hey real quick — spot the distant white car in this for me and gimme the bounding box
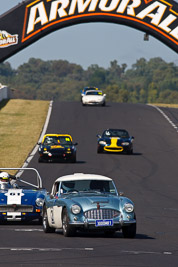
[82,90,106,106]
[80,86,98,101]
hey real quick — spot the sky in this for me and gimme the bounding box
[0,0,178,70]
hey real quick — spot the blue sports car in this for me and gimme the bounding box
[97,129,134,154]
[42,173,136,237]
[0,168,46,223]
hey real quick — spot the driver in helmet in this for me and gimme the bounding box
[0,172,18,190]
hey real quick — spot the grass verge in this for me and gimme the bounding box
[151,103,178,108]
[0,99,49,173]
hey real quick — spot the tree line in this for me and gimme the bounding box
[0,57,178,104]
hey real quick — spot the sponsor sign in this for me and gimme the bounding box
[22,0,178,44]
[0,0,177,62]
[0,31,18,48]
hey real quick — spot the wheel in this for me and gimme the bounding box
[70,155,76,163]
[38,217,43,225]
[62,208,75,237]
[122,223,136,238]
[127,148,133,155]
[43,207,55,233]
[38,157,43,163]
[97,146,103,153]
[102,101,106,106]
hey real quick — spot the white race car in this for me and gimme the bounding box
[82,90,106,106]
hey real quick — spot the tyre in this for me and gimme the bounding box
[62,208,75,237]
[127,148,133,155]
[43,207,55,233]
[97,146,103,154]
[122,223,136,238]
[70,155,76,163]
[102,101,106,106]
[38,157,44,163]
[38,217,43,225]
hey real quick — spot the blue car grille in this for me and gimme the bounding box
[84,209,120,219]
[0,205,33,212]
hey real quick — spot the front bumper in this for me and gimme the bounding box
[0,211,42,222]
[104,146,124,152]
[68,218,136,231]
[99,145,132,153]
[39,152,74,161]
[83,100,105,105]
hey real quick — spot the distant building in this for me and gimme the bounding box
[0,83,10,101]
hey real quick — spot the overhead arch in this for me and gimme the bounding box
[0,0,177,63]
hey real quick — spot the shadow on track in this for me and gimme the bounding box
[55,230,154,239]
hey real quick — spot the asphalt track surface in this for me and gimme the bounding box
[1,102,178,267]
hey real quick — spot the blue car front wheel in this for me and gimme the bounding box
[43,207,55,233]
[62,208,75,237]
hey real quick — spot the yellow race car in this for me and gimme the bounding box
[38,134,78,163]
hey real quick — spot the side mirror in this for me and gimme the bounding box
[37,142,41,145]
[74,142,78,146]
[50,194,54,199]
[119,191,124,196]
[103,94,106,97]
[96,134,101,138]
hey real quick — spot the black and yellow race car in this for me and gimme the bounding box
[97,129,134,154]
[38,134,77,163]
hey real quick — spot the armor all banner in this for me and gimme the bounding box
[0,0,177,62]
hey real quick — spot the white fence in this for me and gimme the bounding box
[0,84,10,102]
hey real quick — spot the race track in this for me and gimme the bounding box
[1,102,178,267]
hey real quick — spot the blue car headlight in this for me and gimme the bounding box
[121,142,130,146]
[71,205,81,214]
[99,141,106,145]
[36,198,44,207]
[124,203,134,213]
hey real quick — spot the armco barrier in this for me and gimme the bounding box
[0,84,10,102]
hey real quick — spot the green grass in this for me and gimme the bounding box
[151,103,178,108]
[0,99,49,174]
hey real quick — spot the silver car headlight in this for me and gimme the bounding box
[99,141,106,145]
[36,198,44,207]
[71,205,81,214]
[121,142,130,146]
[124,203,134,213]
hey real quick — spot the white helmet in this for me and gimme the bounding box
[0,172,11,189]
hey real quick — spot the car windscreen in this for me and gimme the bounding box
[60,180,117,195]
[86,91,102,96]
[84,87,97,92]
[103,130,129,138]
[44,136,72,146]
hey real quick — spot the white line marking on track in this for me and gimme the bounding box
[14,229,43,232]
[148,104,178,133]
[122,250,173,255]
[0,247,94,252]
